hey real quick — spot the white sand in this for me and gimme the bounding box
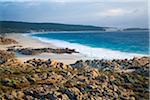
[6,33,57,49]
[2,33,86,64]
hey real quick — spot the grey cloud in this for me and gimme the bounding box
[0,1,148,28]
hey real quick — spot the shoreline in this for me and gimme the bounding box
[4,33,87,64]
[30,33,148,59]
[2,33,148,64]
[4,29,149,35]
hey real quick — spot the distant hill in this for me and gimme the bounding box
[123,28,149,31]
[0,21,106,33]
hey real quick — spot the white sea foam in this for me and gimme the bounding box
[30,35,147,59]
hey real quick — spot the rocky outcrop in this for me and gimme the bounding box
[70,59,122,72]
[0,50,16,64]
[7,47,79,55]
[0,50,149,99]
[70,57,149,73]
[0,36,18,45]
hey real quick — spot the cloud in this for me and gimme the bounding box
[94,7,140,17]
[99,8,126,16]
[0,0,148,28]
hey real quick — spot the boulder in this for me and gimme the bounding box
[0,36,18,45]
[132,57,149,67]
[0,50,16,64]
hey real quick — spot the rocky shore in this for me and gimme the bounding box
[0,36,149,100]
[7,47,79,55]
[71,57,149,76]
[0,49,149,99]
[0,36,18,45]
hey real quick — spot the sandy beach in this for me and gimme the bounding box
[2,33,86,64]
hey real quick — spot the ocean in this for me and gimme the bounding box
[29,31,149,59]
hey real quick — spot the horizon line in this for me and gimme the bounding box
[0,20,148,29]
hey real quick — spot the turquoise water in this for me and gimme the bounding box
[30,31,149,59]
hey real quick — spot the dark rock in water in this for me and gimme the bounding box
[7,47,79,55]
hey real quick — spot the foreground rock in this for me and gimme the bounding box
[0,50,149,99]
[0,36,18,45]
[7,47,79,55]
[0,50,16,64]
[71,57,149,75]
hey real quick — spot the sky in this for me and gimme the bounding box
[0,0,149,28]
